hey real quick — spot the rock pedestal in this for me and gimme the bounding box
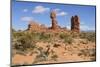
[71,15,80,32]
[50,11,58,30]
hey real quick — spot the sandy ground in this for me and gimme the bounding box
[12,38,96,66]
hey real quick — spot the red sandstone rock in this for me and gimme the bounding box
[27,12,80,33]
[50,11,59,30]
[27,21,47,32]
[71,15,80,33]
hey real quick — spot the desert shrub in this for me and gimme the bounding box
[78,49,96,60]
[51,54,58,61]
[12,32,23,39]
[71,32,79,38]
[39,33,52,42]
[80,40,88,44]
[12,31,54,53]
[59,33,73,44]
[15,51,26,56]
[33,46,50,63]
[78,49,89,56]
[33,54,47,63]
[28,32,53,42]
[59,33,68,39]
[64,36,73,44]
[12,31,36,52]
[53,43,61,48]
[80,32,95,42]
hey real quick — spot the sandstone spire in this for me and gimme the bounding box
[50,10,58,30]
[71,15,80,32]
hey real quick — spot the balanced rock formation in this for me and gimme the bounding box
[27,11,80,33]
[71,15,80,32]
[50,10,59,30]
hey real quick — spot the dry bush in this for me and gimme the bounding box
[33,46,50,63]
[78,49,96,61]
[79,32,95,42]
[51,54,58,61]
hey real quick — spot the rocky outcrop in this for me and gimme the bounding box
[27,11,80,33]
[50,10,59,30]
[71,15,80,32]
[27,21,47,32]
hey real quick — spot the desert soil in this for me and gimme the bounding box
[12,38,95,65]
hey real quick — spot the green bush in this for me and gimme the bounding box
[39,33,52,42]
[59,33,73,44]
[64,37,73,44]
[12,31,36,52]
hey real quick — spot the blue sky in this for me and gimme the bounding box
[12,0,96,31]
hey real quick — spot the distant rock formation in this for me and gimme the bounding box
[71,15,80,32]
[27,21,47,32]
[50,10,59,30]
[27,11,80,33]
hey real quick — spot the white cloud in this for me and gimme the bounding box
[56,11,67,16]
[80,21,95,31]
[53,8,67,16]
[80,25,95,31]
[23,9,28,12]
[21,16,33,22]
[54,8,61,12]
[32,6,50,14]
